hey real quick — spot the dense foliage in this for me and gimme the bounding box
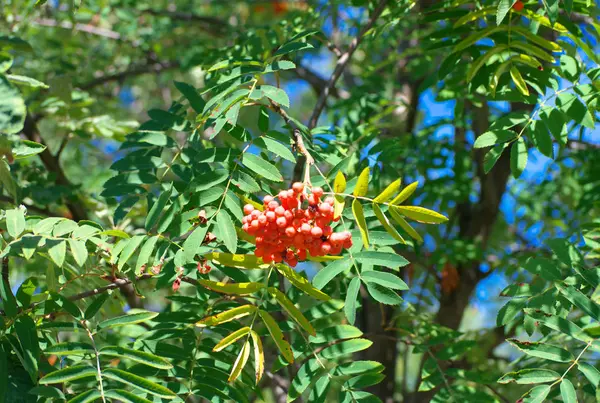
[1,0,600,402]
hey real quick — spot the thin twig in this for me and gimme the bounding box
[15,17,122,40]
[82,320,106,402]
[308,0,388,129]
[79,60,179,90]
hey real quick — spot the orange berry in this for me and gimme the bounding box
[292,182,304,193]
[243,204,255,215]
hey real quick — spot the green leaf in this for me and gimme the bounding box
[372,204,405,244]
[0,344,7,403]
[39,365,97,384]
[68,239,88,267]
[557,92,595,129]
[346,373,386,389]
[103,368,176,399]
[320,338,373,360]
[0,75,26,134]
[344,277,361,325]
[467,45,508,83]
[0,52,12,72]
[361,270,408,290]
[498,368,560,384]
[97,311,159,331]
[259,310,293,363]
[6,74,48,89]
[15,315,39,381]
[243,153,283,182]
[183,225,210,263]
[84,293,110,320]
[255,136,295,162]
[452,26,501,54]
[28,386,66,400]
[67,390,102,403]
[510,136,528,178]
[524,309,590,342]
[205,252,267,269]
[353,167,370,197]
[104,390,153,403]
[288,359,323,402]
[577,362,600,388]
[216,210,237,253]
[507,339,573,362]
[5,208,25,238]
[174,81,205,113]
[312,257,353,290]
[145,186,172,231]
[496,299,525,326]
[387,209,423,243]
[135,235,159,275]
[484,143,508,173]
[560,379,577,403]
[522,385,551,403]
[531,120,553,158]
[496,0,516,25]
[393,206,448,224]
[365,282,403,305]
[48,239,66,267]
[556,283,600,322]
[354,251,409,269]
[512,27,561,52]
[118,235,146,271]
[261,85,290,107]
[473,130,517,148]
[12,140,47,159]
[352,199,369,249]
[45,342,94,356]
[523,257,562,281]
[100,346,172,369]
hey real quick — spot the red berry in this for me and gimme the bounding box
[285,226,296,237]
[243,204,255,215]
[276,217,288,228]
[292,182,304,193]
[312,187,323,198]
[263,195,274,204]
[266,211,276,222]
[512,0,524,11]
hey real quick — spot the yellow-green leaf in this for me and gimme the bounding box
[510,66,529,96]
[373,178,401,203]
[268,287,315,336]
[352,199,369,249]
[394,206,448,224]
[467,45,508,83]
[517,9,567,32]
[275,264,330,301]
[453,6,495,27]
[213,327,251,352]
[258,310,294,363]
[198,280,265,295]
[512,27,562,52]
[228,341,251,383]
[353,167,370,197]
[388,208,423,243]
[372,204,405,244]
[204,252,268,269]
[249,330,264,384]
[196,305,256,327]
[333,171,346,193]
[390,181,418,205]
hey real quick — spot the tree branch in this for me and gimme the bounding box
[142,9,228,36]
[308,0,388,129]
[79,60,180,91]
[21,17,123,40]
[22,115,88,221]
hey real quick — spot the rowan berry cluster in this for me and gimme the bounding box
[242,182,352,267]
